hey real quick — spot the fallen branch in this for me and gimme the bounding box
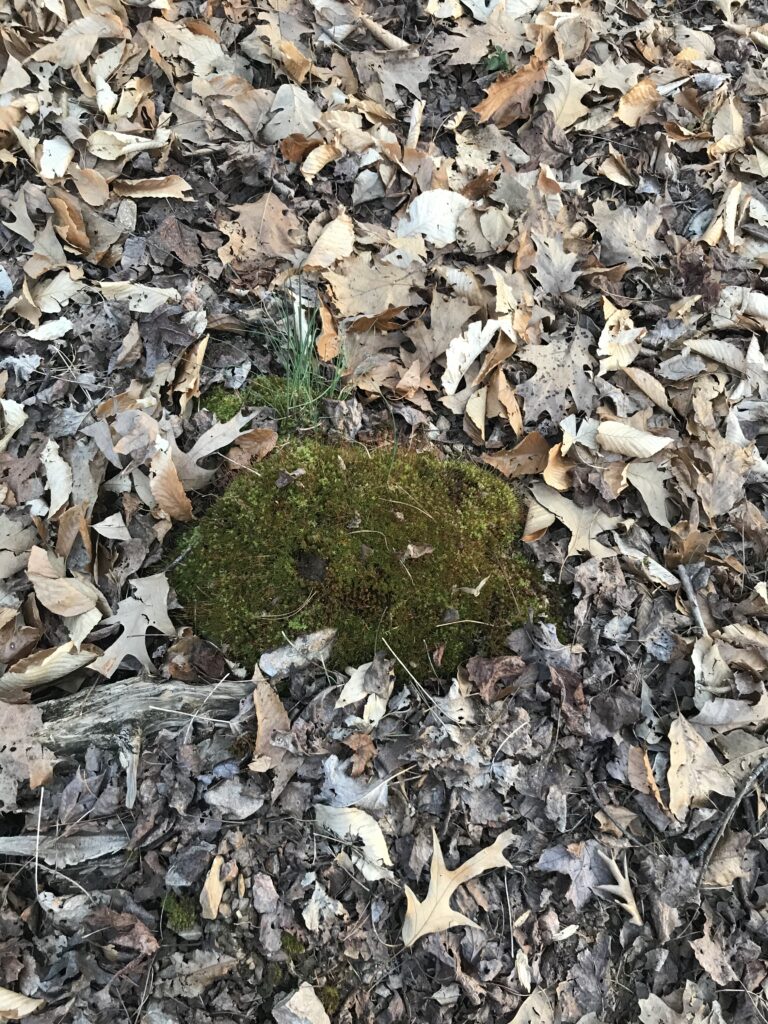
[36,677,253,754]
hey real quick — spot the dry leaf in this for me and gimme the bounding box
[304,209,355,270]
[667,715,735,821]
[617,78,661,126]
[316,805,394,882]
[200,855,226,920]
[249,679,290,773]
[149,449,194,522]
[596,421,674,458]
[402,829,514,946]
[508,989,553,1024]
[0,399,26,455]
[442,320,499,396]
[316,300,339,360]
[112,175,193,199]
[0,987,45,1020]
[529,482,620,559]
[396,189,473,247]
[595,849,643,925]
[473,60,546,127]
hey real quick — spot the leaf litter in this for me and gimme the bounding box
[0,0,767,1022]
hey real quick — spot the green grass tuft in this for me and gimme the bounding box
[172,440,554,675]
[207,288,344,428]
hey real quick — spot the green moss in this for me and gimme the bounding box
[318,985,342,1015]
[280,931,306,957]
[163,893,198,933]
[205,376,291,423]
[172,439,553,675]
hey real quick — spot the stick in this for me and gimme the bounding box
[677,565,709,637]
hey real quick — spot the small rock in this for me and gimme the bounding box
[272,983,331,1024]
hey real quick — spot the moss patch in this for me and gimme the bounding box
[163,893,198,933]
[205,376,291,423]
[172,439,553,675]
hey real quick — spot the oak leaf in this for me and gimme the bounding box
[402,829,514,946]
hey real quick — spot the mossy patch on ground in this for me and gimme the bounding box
[205,377,292,424]
[162,893,198,933]
[172,439,553,675]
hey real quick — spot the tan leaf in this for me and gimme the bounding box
[39,438,72,518]
[482,432,549,479]
[529,482,620,559]
[622,366,672,413]
[625,461,672,528]
[89,573,175,678]
[200,855,226,920]
[667,715,735,821]
[27,546,101,617]
[112,175,193,199]
[100,281,180,313]
[542,442,573,491]
[543,60,592,128]
[69,165,110,206]
[473,60,547,128]
[509,989,553,1024]
[0,400,27,455]
[442,320,499,396]
[595,849,643,925]
[149,450,194,523]
[304,209,355,270]
[617,78,661,126]
[218,194,305,272]
[396,189,473,247]
[301,142,343,183]
[324,253,423,318]
[709,97,744,158]
[316,300,339,360]
[86,128,170,160]
[227,427,278,469]
[316,805,394,882]
[0,986,45,1020]
[402,829,514,946]
[174,336,209,416]
[249,679,290,773]
[0,642,99,695]
[596,421,674,458]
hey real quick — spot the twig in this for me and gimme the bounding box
[697,753,768,887]
[677,565,709,637]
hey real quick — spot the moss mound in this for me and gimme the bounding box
[172,440,552,674]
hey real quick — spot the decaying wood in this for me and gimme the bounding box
[36,677,253,753]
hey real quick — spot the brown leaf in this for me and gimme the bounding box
[667,715,735,821]
[344,732,377,776]
[149,450,194,522]
[617,78,661,126]
[473,59,546,128]
[482,432,549,479]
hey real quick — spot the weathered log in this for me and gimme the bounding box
[37,676,253,753]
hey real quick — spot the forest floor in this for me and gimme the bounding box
[1,0,768,1022]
